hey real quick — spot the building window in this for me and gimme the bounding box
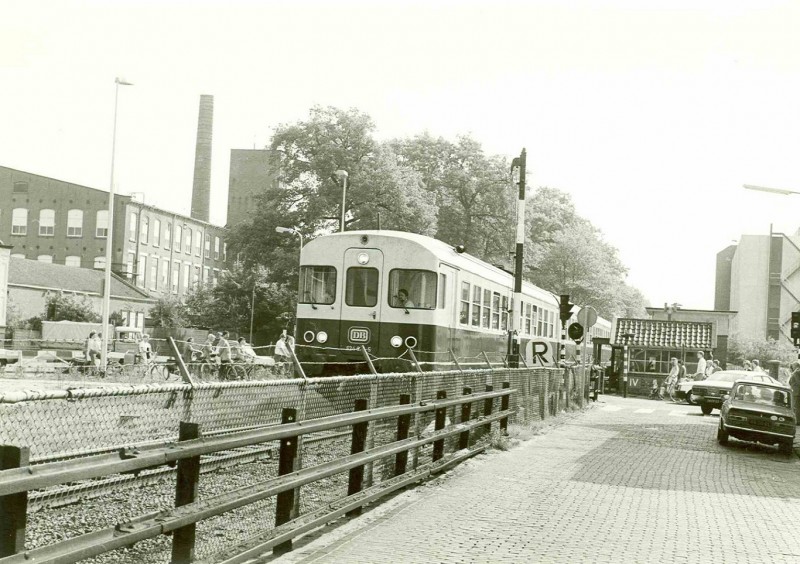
[67,209,83,237]
[37,255,53,263]
[203,266,210,283]
[39,209,55,236]
[65,256,81,267]
[141,216,149,245]
[153,219,161,247]
[182,263,190,291]
[172,261,180,293]
[194,231,201,257]
[204,234,210,259]
[174,224,182,252]
[223,242,227,262]
[193,265,201,286]
[160,260,169,290]
[150,258,158,290]
[96,210,108,238]
[164,223,171,251]
[129,213,138,242]
[94,256,106,269]
[11,208,27,235]
[214,236,220,260]
[213,268,220,286]
[137,255,146,288]
[127,252,135,280]
[185,228,192,254]
[12,181,28,193]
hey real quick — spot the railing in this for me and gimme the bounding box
[0,366,587,563]
[0,384,513,563]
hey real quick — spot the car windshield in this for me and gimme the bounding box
[732,384,791,408]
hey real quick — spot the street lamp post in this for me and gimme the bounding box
[275,226,304,255]
[100,77,133,371]
[331,170,349,232]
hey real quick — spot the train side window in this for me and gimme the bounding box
[471,285,481,326]
[481,289,491,328]
[388,269,437,309]
[460,282,470,324]
[525,303,533,334]
[491,292,501,330]
[501,295,509,330]
[300,266,337,305]
[438,273,446,310]
[346,267,379,307]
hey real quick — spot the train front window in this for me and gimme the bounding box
[299,266,336,305]
[346,267,379,307]
[389,269,437,309]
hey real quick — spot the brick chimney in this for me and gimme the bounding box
[190,94,213,222]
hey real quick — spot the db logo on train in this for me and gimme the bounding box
[348,327,370,344]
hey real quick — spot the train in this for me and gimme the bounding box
[294,230,611,375]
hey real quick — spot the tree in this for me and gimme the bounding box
[149,296,187,328]
[44,291,99,323]
[727,336,797,368]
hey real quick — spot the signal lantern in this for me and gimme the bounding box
[559,294,575,324]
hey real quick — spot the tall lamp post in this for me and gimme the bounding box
[331,170,348,232]
[100,77,133,371]
[275,226,304,255]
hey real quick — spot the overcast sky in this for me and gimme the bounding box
[3,0,800,310]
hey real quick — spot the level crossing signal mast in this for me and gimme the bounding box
[559,295,575,365]
[791,311,800,347]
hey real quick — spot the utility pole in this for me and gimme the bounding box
[509,149,526,368]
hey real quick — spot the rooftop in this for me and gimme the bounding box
[614,318,713,349]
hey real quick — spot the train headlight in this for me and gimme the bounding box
[303,331,315,343]
[316,331,328,344]
[357,253,370,265]
[390,336,403,348]
[405,336,417,349]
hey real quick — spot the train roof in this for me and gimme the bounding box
[304,230,559,305]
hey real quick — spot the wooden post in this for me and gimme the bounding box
[459,387,472,450]
[500,381,510,433]
[273,408,298,555]
[171,422,201,564]
[168,337,194,384]
[0,446,29,557]
[484,384,494,434]
[346,399,369,517]
[394,393,412,476]
[432,390,447,462]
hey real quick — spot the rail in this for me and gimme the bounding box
[0,386,513,563]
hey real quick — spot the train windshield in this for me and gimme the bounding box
[299,266,336,305]
[345,267,379,307]
[389,269,437,309]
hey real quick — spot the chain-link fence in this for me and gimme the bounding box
[1,365,590,563]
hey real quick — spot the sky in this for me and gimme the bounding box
[3,0,800,310]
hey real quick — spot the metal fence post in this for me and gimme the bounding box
[500,381,510,433]
[459,387,472,450]
[347,399,369,517]
[0,445,29,558]
[394,394,412,476]
[432,390,447,462]
[484,384,494,434]
[171,422,201,564]
[273,408,298,556]
[539,371,547,420]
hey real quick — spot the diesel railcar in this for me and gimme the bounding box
[294,230,610,375]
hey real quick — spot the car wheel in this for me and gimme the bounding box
[779,440,794,455]
[700,404,713,415]
[685,392,696,406]
[717,422,728,445]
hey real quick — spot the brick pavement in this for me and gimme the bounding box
[268,394,800,564]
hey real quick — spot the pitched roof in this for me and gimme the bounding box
[8,258,152,301]
[614,318,713,349]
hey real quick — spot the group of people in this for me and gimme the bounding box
[182,332,257,378]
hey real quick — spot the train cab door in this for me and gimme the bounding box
[339,247,385,353]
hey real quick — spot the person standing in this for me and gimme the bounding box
[694,351,707,380]
[788,361,800,423]
[218,331,232,380]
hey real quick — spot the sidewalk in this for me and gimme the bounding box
[269,394,800,564]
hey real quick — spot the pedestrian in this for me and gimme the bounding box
[788,361,800,422]
[694,351,707,380]
[218,331,232,380]
[182,337,200,366]
[751,359,764,373]
[677,359,687,381]
[743,360,753,371]
[137,334,153,364]
[85,331,101,366]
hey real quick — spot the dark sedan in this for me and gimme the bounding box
[689,370,779,415]
[718,380,796,454]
